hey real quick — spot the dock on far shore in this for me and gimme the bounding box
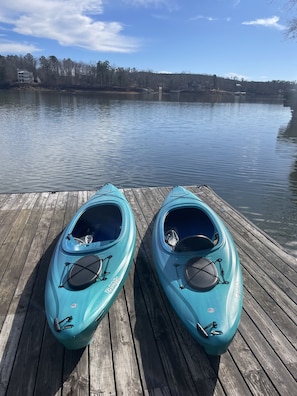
[0,185,296,396]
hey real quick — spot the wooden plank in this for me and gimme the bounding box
[124,260,171,395]
[0,313,25,395]
[0,193,29,211]
[62,348,89,395]
[33,329,64,396]
[0,192,55,391]
[4,192,69,395]
[243,288,297,378]
[108,288,143,395]
[239,310,297,395]
[0,205,30,280]
[0,193,49,330]
[64,191,79,225]
[0,187,296,396]
[228,330,278,396]
[89,315,116,396]
[241,265,297,349]
[0,193,9,210]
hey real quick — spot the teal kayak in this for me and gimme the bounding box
[45,184,136,349]
[152,186,243,355]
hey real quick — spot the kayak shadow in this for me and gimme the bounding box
[133,216,220,395]
[0,233,86,395]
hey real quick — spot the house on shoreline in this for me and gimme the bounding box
[17,70,34,84]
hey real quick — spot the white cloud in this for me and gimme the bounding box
[242,16,286,31]
[0,39,41,54]
[0,0,140,53]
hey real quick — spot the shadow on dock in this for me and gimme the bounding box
[0,235,86,395]
[133,216,220,395]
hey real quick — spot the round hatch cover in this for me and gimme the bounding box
[68,255,102,290]
[184,257,219,291]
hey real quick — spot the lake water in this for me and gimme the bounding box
[1,89,297,256]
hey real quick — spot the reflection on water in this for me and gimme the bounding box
[276,111,297,254]
[0,89,296,255]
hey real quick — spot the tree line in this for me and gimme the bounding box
[0,53,296,96]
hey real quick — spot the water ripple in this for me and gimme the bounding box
[0,91,296,255]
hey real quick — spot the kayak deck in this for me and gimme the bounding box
[0,186,296,395]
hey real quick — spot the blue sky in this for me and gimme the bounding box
[1,0,297,81]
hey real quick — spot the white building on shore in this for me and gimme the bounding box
[17,70,34,83]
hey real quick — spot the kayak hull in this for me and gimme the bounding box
[152,186,243,355]
[45,184,136,349]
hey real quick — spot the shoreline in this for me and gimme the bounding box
[3,83,284,103]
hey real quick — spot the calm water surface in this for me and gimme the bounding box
[1,90,297,255]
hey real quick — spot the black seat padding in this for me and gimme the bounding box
[175,235,215,252]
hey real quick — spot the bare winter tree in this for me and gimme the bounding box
[286,0,297,39]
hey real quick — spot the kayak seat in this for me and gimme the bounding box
[175,235,215,252]
[67,255,102,290]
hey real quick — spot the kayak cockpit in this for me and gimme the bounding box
[73,204,122,242]
[164,207,219,251]
[62,204,122,253]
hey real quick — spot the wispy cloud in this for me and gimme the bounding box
[0,0,140,54]
[190,15,218,22]
[190,15,231,22]
[124,0,177,8]
[123,0,179,12]
[242,16,286,31]
[0,39,41,54]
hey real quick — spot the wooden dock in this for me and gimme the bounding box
[0,186,296,396]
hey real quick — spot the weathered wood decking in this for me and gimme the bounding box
[0,186,296,396]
